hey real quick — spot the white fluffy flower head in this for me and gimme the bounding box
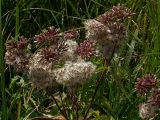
[139,102,159,119]
[84,19,110,45]
[54,60,96,86]
[28,52,57,88]
[63,40,78,61]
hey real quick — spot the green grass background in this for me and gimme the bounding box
[0,0,160,120]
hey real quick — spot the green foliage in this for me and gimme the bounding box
[1,0,160,120]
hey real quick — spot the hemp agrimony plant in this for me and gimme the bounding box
[4,4,134,120]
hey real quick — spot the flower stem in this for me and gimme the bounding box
[83,58,108,120]
[17,100,21,120]
[59,91,68,120]
[67,88,79,120]
[47,89,69,120]
[52,95,68,119]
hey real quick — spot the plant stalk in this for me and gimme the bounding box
[51,94,69,120]
[47,89,69,120]
[83,67,107,120]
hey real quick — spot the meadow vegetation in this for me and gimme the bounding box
[0,0,160,120]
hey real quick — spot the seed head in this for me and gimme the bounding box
[139,102,159,119]
[34,34,46,44]
[28,53,57,88]
[39,41,67,64]
[97,4,135,24]
[148,88,160,107]
[5,36,30,72]
[84,19,109,43]
[64,29,80,40]
[76,39,96,59]
[6,40,17,50]
[54,61,96,86]
[135,75,158,95]
[17,36,28,49]
[34,26,60,45]
[63,40,78,61]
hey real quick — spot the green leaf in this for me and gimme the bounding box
[9,75,21,89]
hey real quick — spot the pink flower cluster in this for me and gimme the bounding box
[5,4,134,88]
[5,36,30,72]
[5,26,96,88]
[84,5,134,59]
[135,75,158,95]
[135,75,160,119]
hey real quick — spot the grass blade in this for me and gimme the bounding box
[0,0,7,119]
[15,0,19,40]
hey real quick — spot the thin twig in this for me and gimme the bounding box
[83,45,115,120]
[51,94,69,120]
[83,67,107,120]
[67,87,79,120]
[59,91,68,119]
[47,89,69,120]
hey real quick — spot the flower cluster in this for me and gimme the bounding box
[135,75,160,119]
[39,43,67,64]
[34,26,60,45]
[5,26,97,88]
[54,60,96,86]
[5,5,133,88]
[148,88,160,107]
[84,19,109,46]
[29,38,96,88]
[63,40,78,61]
[5,36,30,72]
[63,29,80,40]
[135,75,158,95]
[97,4,135,24]
[28,52,57,88]
[84,4,134,59]
[76,39,96,59]
[139,102,159,119]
